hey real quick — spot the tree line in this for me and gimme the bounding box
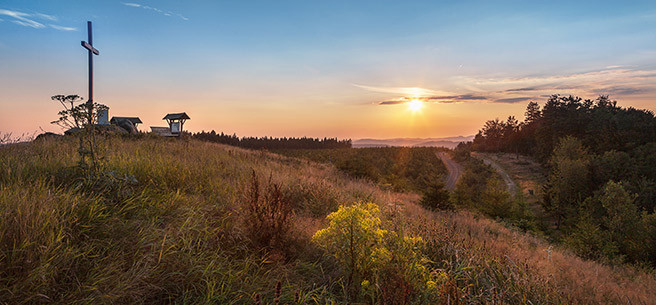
[468,95,656,160]
[192,130,352,149]
[460,95,656,265]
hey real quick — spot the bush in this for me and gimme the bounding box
[312,202,430,303]
[243,171,293,250]
[312,202,387,291]
[419,182,452,210]
[480,178,513,218]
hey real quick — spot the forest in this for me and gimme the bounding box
[192,130,352,149]
[462,95,656,266]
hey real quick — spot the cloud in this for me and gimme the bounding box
[456,67,656,101]
[494,97,533,103]
[0,9,45,28]
[379,100,406,105]
[0,9,76,31]
[353,84,443,96]
[363,66,656,107]
[377,94,488,105]
[427,94,487,101]
[35,12,57,21]
[122,2,189,21]
[503,87,541,92]
[591,86,649,96]
[49,24,77,31]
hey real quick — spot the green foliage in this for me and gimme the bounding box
[1,137,653,303]
[566,181,655,263]
[453,157,537,231]
[453,157,494,209]
[277,147,447,193]
[312,202,430,303]
[419,182,452,210]
[543,136,592,228]
[471,95,656,160]
[312,202,388,288]
[480,178,513,218]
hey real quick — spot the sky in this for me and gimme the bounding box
[1,0,655,139]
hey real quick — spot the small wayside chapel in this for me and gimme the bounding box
[150,112,191,137]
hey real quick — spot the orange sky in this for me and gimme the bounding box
[1,1,655,140]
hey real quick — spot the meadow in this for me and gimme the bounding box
[1,136,654,304]
[276,147,447,193]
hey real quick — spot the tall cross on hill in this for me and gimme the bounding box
[81,21,99,107]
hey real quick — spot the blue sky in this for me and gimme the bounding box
[1,0,655,138]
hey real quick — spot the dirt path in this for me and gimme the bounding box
[436,151,462,191]
[472,152,518,195]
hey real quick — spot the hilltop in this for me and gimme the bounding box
[0,136,654,304]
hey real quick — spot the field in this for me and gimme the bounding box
[276,147,447,193]
[1,137,655,304]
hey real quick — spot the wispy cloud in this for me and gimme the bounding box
[49,24,77,31]
[376,94,488,106]
[494,97,533,104]
[364,66,656,107]
[35,12,57,21]
[353,84,449,97]
[122,2,189,21]
[0,9,76,31]
[0,9,45,28]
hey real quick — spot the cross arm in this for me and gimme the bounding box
[81,41,99,55]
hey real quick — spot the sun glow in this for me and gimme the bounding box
[408,99,423,112]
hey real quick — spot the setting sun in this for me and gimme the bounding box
[408,99,423,112]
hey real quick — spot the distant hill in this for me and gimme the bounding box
[353,136,474,149]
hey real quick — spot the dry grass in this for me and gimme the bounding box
[0,136,654,304]
[402,202,656,304]
[475,152,547,198]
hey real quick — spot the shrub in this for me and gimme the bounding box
[243,171,293,250]
[480,178,513,218]
[312,202,388,298]
[419,182,452,210]
[312,203,386,279]
[312,202,431,303]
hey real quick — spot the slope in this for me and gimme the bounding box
[0,137,653,304]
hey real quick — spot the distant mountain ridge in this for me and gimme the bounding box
[353,136,474,149]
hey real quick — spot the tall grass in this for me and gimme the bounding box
[0,136,654,304]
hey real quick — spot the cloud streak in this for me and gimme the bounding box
[377,94,489,105]
[0,9,77,31]
[364,66,656,107]
[0,9,45,28]
[494,97,533,104]
[353,84,444,96]
[49,24,77,31]
[122,2,189,21]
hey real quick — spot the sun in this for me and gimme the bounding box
[408,99,423,112]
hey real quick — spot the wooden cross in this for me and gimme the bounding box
[81,21,99,105]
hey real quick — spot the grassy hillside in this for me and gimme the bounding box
[276,147,447,193]
[1,137,654,304]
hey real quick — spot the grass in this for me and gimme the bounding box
[0,136,654,304]
[473,152,547,202]
[275,147,447,193]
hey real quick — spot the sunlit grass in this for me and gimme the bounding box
[0,136,653,303]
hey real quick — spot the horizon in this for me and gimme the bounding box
[1,0,655,138]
